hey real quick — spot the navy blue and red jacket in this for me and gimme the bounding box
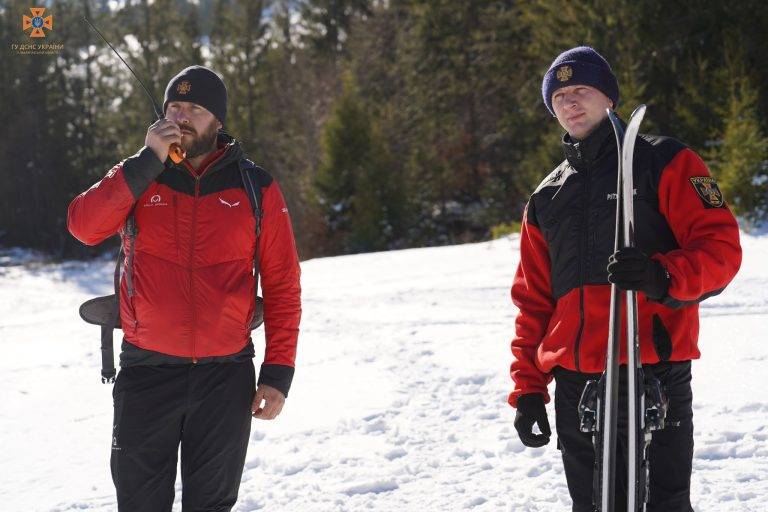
[509,118,741,407]
[68,133,301,395]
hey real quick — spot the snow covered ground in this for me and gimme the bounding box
[0,233,766,511]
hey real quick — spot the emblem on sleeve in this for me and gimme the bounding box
[689,176,725,208]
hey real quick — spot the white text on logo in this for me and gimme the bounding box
[144,194,168,207]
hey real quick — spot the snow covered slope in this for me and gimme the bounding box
[0,234,766,511]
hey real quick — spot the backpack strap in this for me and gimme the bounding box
[238,159,263,242]
[123,213,138,298]
[101,212,136,382]
[77,210,135,383]
[238,158,266,329]
[103,211,136,382]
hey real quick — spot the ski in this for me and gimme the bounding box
[622,105,669,511]
[620,104,646,512]
[578,105,667,511]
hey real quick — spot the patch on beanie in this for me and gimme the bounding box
[556,65,573,82]
[176,81,192,95]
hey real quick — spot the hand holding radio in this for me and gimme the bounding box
[145,119,183,163]
[84,17,187,164]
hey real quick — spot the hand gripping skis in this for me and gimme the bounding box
[577,105,669,511]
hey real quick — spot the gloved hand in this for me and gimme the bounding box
[514,393,551,447]
[607,247,670,300]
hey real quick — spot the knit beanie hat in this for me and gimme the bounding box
[163,65,228,125]
[541,46,619,116]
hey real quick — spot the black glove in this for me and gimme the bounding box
[514,393,551,447]
[607,247,670,300]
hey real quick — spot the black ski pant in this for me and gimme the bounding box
[553,361,694,512]
[110,361,255,511]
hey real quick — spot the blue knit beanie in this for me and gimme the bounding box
[541,46,619,116]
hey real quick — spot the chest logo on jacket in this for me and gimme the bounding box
[143,194,168,207]
[219,197,241,208]
[607,189,637,201]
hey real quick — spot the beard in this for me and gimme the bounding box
[180,120,219,159]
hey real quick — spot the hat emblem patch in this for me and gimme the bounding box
[556,65,573,82]
[177,81,192,94]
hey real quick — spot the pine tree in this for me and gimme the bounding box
[0,0,99,255]
[710,74,768,224]
[388,0,533,243]
[315,73,401,253]
[209,0,270,147]
[300,0,372,58]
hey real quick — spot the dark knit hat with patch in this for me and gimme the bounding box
[163,65,228,125]
[541,46,619,116]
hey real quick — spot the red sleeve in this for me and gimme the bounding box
[258,181,302,367]
[67,163,136,245]
[652,148,742,305]
[68,147,165,245]
[509,203,555,407]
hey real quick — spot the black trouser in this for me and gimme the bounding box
[110,361,255,512]
[553,361,694,512]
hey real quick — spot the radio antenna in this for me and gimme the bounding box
[84,16,185,162]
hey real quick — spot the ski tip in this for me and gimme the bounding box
[606,109,624,140]
[630,104,647,119]
[606,108,622,126]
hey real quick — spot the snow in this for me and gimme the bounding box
[0,233,766,511]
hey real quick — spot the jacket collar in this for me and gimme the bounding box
[561,116,620,169]
[172,131,243,177]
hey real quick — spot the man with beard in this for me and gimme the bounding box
[68,66,301,511]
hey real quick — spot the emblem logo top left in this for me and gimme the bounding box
[22,8,53,38]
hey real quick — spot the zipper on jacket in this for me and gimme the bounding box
[180,152,233,364]
[574,147,588,372]
[189,175,200,364]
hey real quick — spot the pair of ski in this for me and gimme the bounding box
[577,105,669,512]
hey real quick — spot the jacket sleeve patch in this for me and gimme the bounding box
[689,176,725,208]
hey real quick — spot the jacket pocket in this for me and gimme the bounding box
[652,314,672,362]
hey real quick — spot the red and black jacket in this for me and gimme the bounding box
[509,118,741,407]
[68,133,301,395]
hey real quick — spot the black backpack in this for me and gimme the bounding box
[79,158,266,382]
